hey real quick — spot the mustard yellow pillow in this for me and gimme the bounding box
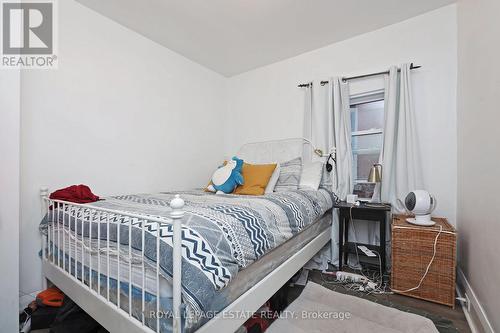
[234,163,277,195]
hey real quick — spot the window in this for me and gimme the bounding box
[350,95,384,183]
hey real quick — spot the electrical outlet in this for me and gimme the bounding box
[465,293,471,312]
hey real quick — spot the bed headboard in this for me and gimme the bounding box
[236,138,311,163]
[237,138,335,190]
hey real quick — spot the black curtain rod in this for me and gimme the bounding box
[298,63,422,88]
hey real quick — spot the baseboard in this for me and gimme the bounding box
[456,268,495,333]
[455,284,479,333]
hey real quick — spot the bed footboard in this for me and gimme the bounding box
[41,195,185,333]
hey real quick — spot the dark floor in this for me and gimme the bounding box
[286,269,471,333]
[31,269,471,333]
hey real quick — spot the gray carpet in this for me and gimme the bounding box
[269,282,438,333]
[303,270,470,333]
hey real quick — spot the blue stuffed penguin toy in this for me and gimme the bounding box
[209,157,244,194]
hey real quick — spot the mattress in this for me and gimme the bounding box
[42,189,334,332]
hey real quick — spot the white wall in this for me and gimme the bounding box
[19,2,460,298]
[20,0,227,295]
[457,0,500,331]
[225,5,458,223]
[0,70,20,330]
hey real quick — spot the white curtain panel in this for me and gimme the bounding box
[311,80,334,158]
[302,84,313,163]
[302,79,350,269]
[325,78,353,267]
[331,78,353,200]
[302,82,333,271]
[381,64,423,212]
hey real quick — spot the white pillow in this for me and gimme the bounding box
[264,163,280,194]
[299,162,323,190]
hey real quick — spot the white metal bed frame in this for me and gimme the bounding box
[42,195,331,333]
[41,138,335,333]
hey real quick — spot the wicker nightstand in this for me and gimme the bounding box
[391,214,457,307]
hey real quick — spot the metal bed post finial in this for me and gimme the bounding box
[170,194,185,333]
[170,195,185,219]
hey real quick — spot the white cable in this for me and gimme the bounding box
[347,206,373,281]
[346,205,395,294]
[391,224,443,293]
[340,205,385,293]
[371,250,383,291]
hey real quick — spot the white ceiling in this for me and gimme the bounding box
[77,0,455,77]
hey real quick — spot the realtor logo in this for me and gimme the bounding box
[1,0,57,68]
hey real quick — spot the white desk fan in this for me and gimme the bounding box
[404,190,437,226]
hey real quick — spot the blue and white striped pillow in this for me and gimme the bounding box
[274,157,302,192]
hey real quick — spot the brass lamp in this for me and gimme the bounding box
[368,163,382,203]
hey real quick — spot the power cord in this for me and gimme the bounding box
[348,205,386,293]
[390,224,443,293]
[321,204,387,294]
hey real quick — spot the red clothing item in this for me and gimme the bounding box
[49,184,100,204]
[36,286,64,307]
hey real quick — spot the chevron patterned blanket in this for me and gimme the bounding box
[41,189,333,329]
